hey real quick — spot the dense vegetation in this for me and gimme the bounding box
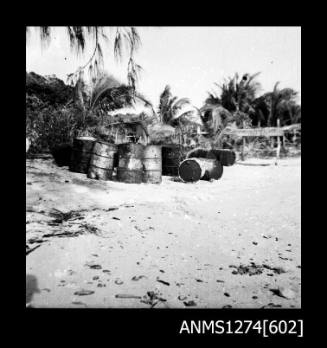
[26,69,301,155]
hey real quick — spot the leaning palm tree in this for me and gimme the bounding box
[76,71,154,123]
[26,26,142,91]
[158,85,194,125]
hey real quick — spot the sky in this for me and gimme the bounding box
[26,26,301,108]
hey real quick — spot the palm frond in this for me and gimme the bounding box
[89,72,123,109]
[39,26,51,47]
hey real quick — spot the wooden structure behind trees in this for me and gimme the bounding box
[225,119,285,164]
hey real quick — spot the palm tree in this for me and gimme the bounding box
[266,82,300,126]
[26,26,142,91]
[218,72,261,114]
[158,85,194,125]
[75,71,154,127]
[203,72,262,129]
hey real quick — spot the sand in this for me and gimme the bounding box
[26,156,301,308]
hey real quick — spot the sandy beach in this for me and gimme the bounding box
[26,156,301,308]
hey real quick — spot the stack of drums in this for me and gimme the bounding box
[143,145,162,184]
[69,137,96,174]
[162,145,184,176]
[87,141,117,181]
[117,143,144,183]
[178,158,223,183]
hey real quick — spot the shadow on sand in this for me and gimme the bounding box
[26,274,40,307]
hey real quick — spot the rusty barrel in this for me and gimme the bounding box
[211,149,236,166]
[69,137,96,174]
[162,145,185,176]
[178,157,223,183]
[117,143,144,183]
[143,145,162,184]
[186,147,236,166]
[87,141,117,181]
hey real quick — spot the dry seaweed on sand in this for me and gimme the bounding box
[229,262,286,276]
[26,244,41,255]
[140,291,167,308]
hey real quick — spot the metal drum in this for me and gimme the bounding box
[117,143,144,183]
[143,145,162,184]
[87,141,117,180]
[69,137,96,174]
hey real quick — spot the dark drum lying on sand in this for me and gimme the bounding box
[211,149,236,166]
[117,143,144,183]
[178,157,223,183]
[186,148,236,167]
[70,137,96,174]
[87,141,117,181]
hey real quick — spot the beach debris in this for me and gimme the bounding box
[72,301,86,305]
[115,294,142,299]
[112,217,120,220]
[85,262,102,270]
[178,295,187,301]
[183,300,197,307]
[270,287,296,299]
[48,209,82,224]
[216,280,225,283]
[115,278,124,285]
[195,279,204,282]
[279,256,289,260]
[43,231,79,238]
[222,305,233,308]
[262,303,282,308]
[105,207,119,212]
[131,275,146,281]
[224,292,230,297]
[230,263,264,276]
[92,276,100,280]
[262,264,286,274]
[74,289,95,296]
[102,269,111,273]
[252,241,258,245]
[156,278,170,286]
[141,291,167,308]
[230,263,286,276]
[80,223,101,235]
